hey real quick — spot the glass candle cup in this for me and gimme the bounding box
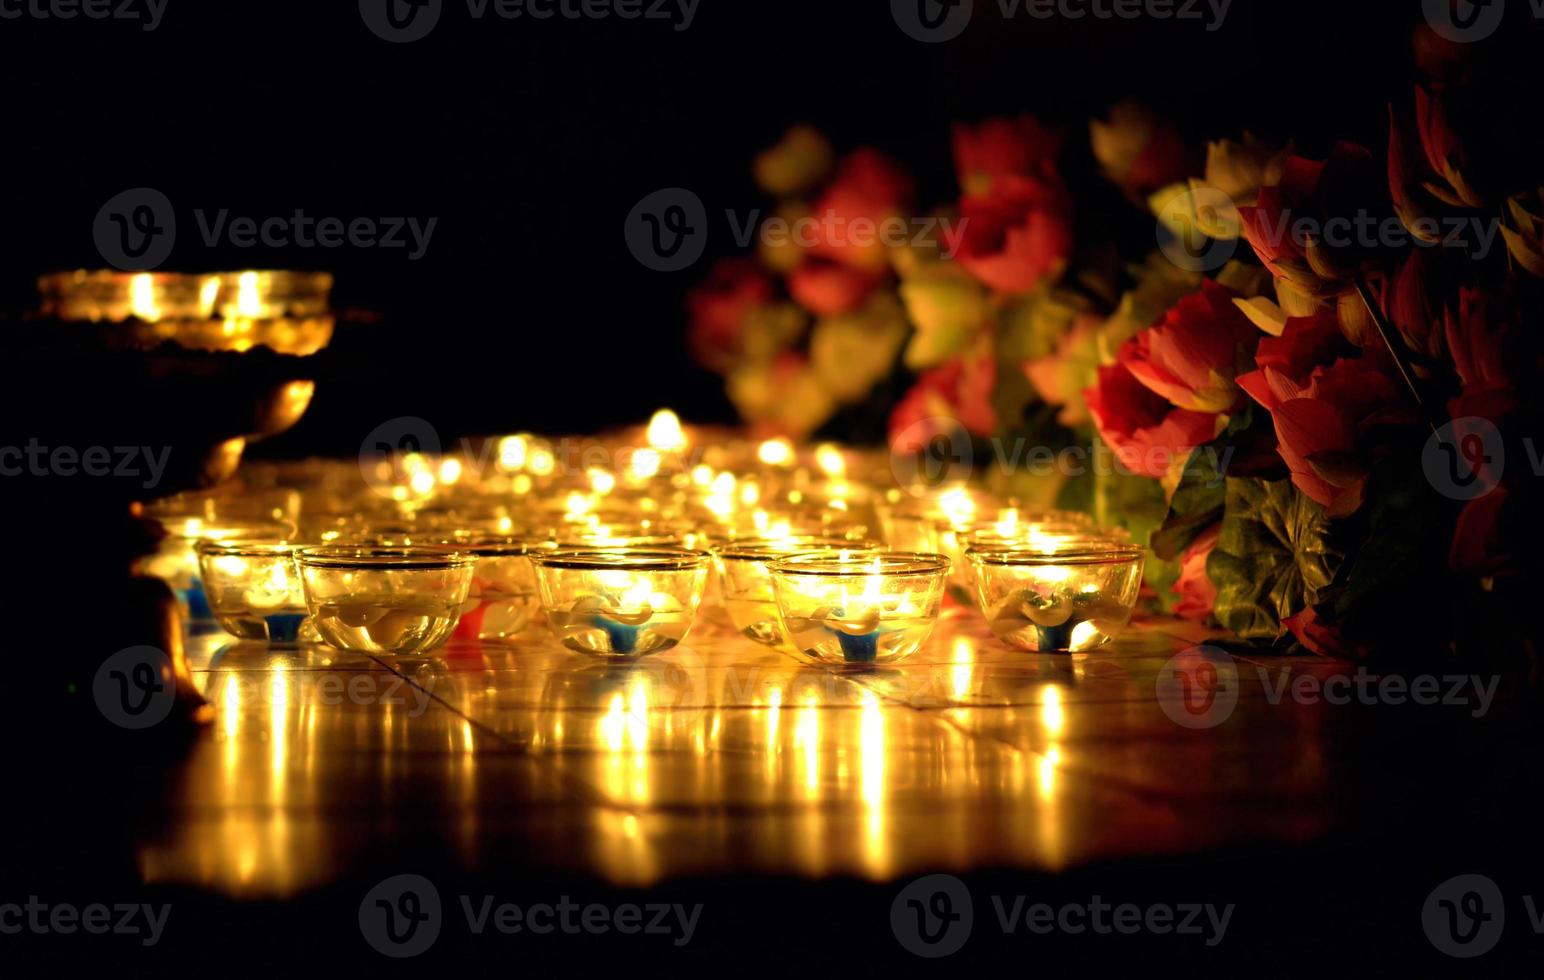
[715,538,882,646]
[532,548,710,660]
[296,547,476,656]
[195,541,309,642]
[447,537,545,643]
[769,553,949,667]
[968,544,1146,653]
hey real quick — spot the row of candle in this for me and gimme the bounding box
[144,412,1147,660]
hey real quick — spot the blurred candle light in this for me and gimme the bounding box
[758,438,794,467]
[815,443,846,478]
[647,408,687,452]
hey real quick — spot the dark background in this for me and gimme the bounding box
[2,0,1421,453]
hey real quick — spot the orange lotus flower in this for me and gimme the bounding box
[1085,361,1218,480]
[948,175,1072,294]
[953,115,1062,196]
[1118,281,1260,414]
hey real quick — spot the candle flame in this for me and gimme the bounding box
[814,443,846,477]
[646,409,686,451]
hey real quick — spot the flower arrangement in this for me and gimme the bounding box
[688,26,1541,665]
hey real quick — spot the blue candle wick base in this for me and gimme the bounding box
[264,613,308,644]
[834,628,880,663]
[590,613,643,655]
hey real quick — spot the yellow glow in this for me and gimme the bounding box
[952,638,975,699]
[408,469,435,496]
[739,482,760,507]
[588,468,617,495]
[129,273,161,321]
[565,491,594,519]
[198,275,221,316]
[1070,621,1100,649]
[234,271,264,317]
[498,435,529,471]
[1039,747,1061,799]
[646,409,687,451]
[630,448,662,480]
[1041,685,1066,737]
[691,464,714,487]
[938,487,977,527]
[758,438,793,466]
[528,446,556,476]
[402,452,430,475]
[815,443,846,477]
[438,458,463,485]
[512,474,533,495]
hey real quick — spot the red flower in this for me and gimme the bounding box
[808,149,914,272]
[787,261,882,317]
[1085,361,1218,479]
[1171,524,1220,622]
[948,175,1072,294]
[1236,156,1325,284]
[686,259,775,371]
[1089,102,1189,201]
[1119,282,1259,414]
[889,349,997,453]
[1237,350,1407,515]
[1236,310,1350,405]
[1444,287,1519,424]
[953,115,1061,196]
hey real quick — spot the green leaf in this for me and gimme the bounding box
[1151,446,1225,561]
[1208,477,1344,642]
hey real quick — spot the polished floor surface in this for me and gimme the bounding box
[131,601,1369,900]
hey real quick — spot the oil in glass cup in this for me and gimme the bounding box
[532,548,710,660]
[715,538,881,646]
[968,543,1146,653]
[768,552,949,667]
[449,537,547,643]
[297,546,476,656]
